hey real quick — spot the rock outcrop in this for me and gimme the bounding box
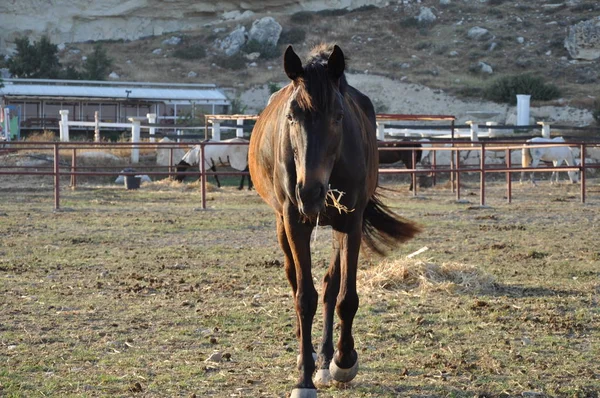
[0,0,388,53]
[564,18,600,61]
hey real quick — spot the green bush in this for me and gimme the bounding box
[172,44,206,60]
[484,74,561,104]
[279,27,306,45]
[242,39,280,60]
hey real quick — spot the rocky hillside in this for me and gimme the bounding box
[2,1,599,124]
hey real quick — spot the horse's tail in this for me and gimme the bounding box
[362,192,421,256]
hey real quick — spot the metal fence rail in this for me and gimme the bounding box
[1,140,599,210]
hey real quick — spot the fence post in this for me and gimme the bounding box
[212,122,221,141]
[486,121,498,138]
[129,118,141,163]
[376,122,385,140]
[59,110,70,142]
[2,108,10,141]
[94,111,100,142]
[537,121,551,138]
[466,121,479,142]
[54,143,60,210]
[147,113,157,142]
[236,118,244,138]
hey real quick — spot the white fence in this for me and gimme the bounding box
[58,110,252,163]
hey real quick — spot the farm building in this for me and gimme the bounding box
[0,78,231,135]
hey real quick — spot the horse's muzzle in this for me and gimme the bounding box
[296,182,326,217]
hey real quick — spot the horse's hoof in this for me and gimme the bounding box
[329,355,359,383]
[296,352,318,370]
[314,369,333,387]
[290,388,317,398]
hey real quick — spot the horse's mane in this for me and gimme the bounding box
[290,44,349,112]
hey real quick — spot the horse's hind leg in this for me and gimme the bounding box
[330,223,361,383]
[315,241,341,386]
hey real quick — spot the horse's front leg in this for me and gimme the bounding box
[330,220,361,383]
[276,216,316,367]
[209,163,221,188]
[282,205,318,396]
[315,237,341,386]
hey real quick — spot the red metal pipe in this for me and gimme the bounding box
[506,148,512,204]
[54,143,60,210]
[200,142,207,209]
[480,144,486,206]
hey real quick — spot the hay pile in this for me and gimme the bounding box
[141,178,218,192]
[359,258,496,295]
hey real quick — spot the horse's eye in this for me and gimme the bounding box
[286,114,293,122]
[335,113,344,123]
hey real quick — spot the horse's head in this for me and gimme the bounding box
[282,44,346,217]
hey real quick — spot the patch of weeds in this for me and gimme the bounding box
[351,5,378,13]
[316,8,349,17]
[488,8,504,18]
[399,16,420,29]
[268,82,281,94]
[279,27,306,45]
[290,11,314,24]
[371,98,389,114]
[172,44,206,60]
[242,39,280,60]
[414,41,433,51]
[526,250,548,259]
[570,2,599,12]
[213,53,246,70]
[593,99,600,124]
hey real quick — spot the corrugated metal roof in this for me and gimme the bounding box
[0,79,229,103]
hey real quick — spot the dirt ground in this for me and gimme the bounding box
[0,171,599,397]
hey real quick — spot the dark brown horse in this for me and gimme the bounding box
[249,44,420,397]
[378,140,423,190]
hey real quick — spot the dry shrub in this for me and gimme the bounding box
[360,258,496,295]
[25,130,57,141]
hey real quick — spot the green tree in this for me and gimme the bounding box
[8,36,61,78]
[82,44,113,80]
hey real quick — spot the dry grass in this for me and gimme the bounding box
[141,178,218,192]
[360,258,497,294]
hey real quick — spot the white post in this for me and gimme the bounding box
[212,122,221,141]
[59,110,70,142]
[486,121,498,138]
[236,118,244,138]
[129,118,141,164]
[376,122,385,140]
[3,108,10,141]
[466,121,479,142]
[147,113,157,142]
[94,111,100,142]
[516,94,531,126]
[537,121,550,138]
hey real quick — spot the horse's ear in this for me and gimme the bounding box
[327,45,345,81]
[284,45,303,81]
